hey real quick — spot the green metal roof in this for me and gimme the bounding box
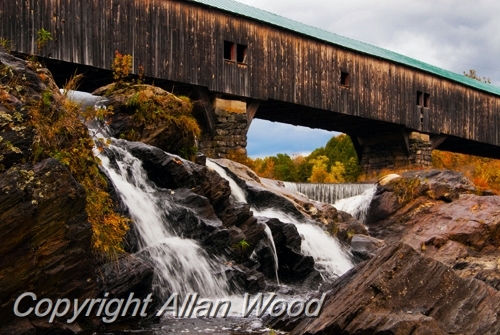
[191,0,500,96]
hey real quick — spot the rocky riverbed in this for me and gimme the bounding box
[2,48,500,335]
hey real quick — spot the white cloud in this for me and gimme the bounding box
[247,119,338,158]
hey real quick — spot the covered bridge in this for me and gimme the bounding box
[1,0,499,169]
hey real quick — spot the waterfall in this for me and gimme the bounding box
[206,160,281,284]
[284,182,373,203]
[333,185,376,222]
[263,225,280,285]
[98,140,229,298]
[284,182,376,223]
[252,208,353,281]
[208,160,354,280]
[66,90,229,299]
[206,160,247,203]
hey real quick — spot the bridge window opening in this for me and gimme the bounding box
[224,41,236,61]
[340,71,350,86]
[424,93,430,107]
[416,91,423,106]
[237,44,247,64]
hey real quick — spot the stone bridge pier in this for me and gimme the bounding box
[194,91,440,172]
[351,130,437,172]
[194,92,260,158]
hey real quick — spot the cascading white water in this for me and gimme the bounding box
[333,185,376,223]
[206,160,281,284]
[263,225,280,285]
[64,90,229,298]
[284,182,373,204]
[284,182,376,223]
[252,208,353,280]
[208,160,354,280]
[206,160,247,203]
[98,140,229,298]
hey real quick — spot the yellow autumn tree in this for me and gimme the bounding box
[308,155,330,183]
[329,161,346,183]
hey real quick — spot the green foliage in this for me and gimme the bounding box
[41,90,52,108]
[272,153,297,181]
[36,28,52,50]
[178,145,198,161]
[232,239,250,255]
[249,134,360,183]
[309,134,361,182]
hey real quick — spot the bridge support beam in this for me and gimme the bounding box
[198,97,250,158]
[354,130,432,172]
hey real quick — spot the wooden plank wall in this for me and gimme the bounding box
[1,0,498,146]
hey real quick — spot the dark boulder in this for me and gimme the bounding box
[350,234,386,260]
[0,159,98,333]
[264,218,322,287]
[125,141,233,220]
[97,254,159,324]
[224,265,267,294]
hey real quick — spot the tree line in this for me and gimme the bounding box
[230,133,500,193]
[230,134,361,183]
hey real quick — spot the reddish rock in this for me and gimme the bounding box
[290,243,500,335]
[367,170,500,289]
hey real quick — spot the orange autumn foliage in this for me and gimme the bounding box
[432,150,500,193]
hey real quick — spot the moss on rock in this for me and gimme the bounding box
[94,83,201,160]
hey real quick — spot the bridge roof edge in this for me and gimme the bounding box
[190,0,500,96]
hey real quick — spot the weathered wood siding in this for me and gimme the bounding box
[1,0,498,146]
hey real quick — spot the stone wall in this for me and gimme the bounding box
[359,131,432,171]
[199,98,249,158]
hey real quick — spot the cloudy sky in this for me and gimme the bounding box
[241,0,500,158]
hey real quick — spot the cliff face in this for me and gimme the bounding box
[0,49,99,333]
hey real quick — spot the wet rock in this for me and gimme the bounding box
[225,265,267,294]
[334,210,368,245]
[212,158,367,249]
[125,141,233,219]
[264,218,322,287]
[289,243,500,335]
[350,234,386,259]
[98,254,159,324]
[111,141,286,290]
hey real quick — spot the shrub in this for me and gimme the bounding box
[30,76,129,259]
